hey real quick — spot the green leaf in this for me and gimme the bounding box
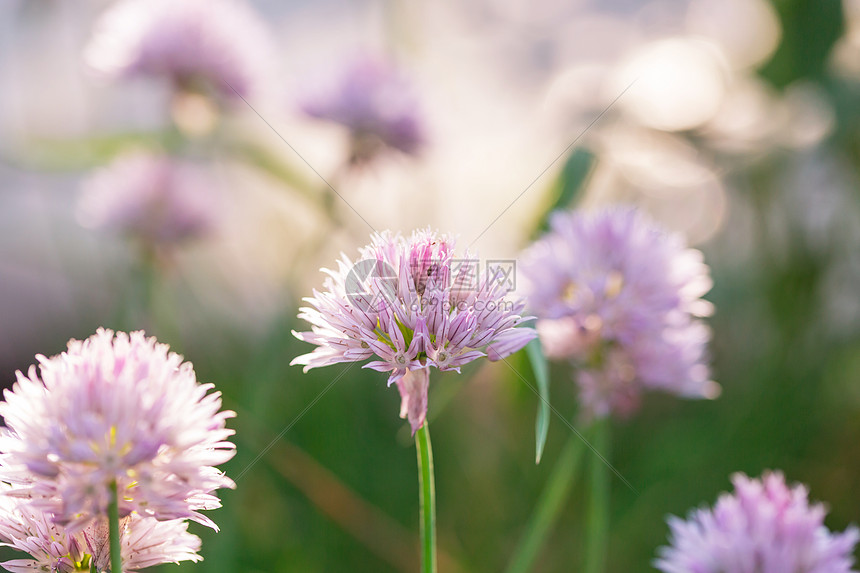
[534,148,596,236]
[526,337,551,464]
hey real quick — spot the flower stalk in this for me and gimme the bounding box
[108,481,122,573]
[505,435,586,573]
[416,422,437,573]
[583,419,610,573]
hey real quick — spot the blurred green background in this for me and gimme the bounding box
[1,0,860,571]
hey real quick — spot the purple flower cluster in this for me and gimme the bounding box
[78,152,216,248]
[656,472,859,573]
[85,0,272,101]
[302,57,426,163]
[521,207,717,418]
[291,229,536,432]
[0,329,236,534]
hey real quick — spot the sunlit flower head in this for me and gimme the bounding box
[656,471,859,573]
[302,56,426,163]
[521,207,717,418]
[0,486,202,573]
[78,152,217,248]
[291,229,537,433]
[84,0,272,101]
[0,329,236,532]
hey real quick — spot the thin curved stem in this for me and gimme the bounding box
[416,423,437,573]
[505,435,586,573]
[583,419,610,573]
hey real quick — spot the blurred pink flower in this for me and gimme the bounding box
[291,229,536,433]
[0,485,202,572]
[0,329,236,532]
[77,152,217,248]
[521,207,717,418]
[656,472,859,573]
[84,0,273,101]
[302,57,426,163]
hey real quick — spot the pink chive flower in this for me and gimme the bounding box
[656,472,860,573]
[291,229,537,433]
[520,207,718,419]
[0,329,236,532]
[84,0,272,101]
[77,152,217,248]
[302,57,426,163]
[0,487,202,573]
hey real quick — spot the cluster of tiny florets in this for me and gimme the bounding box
[292,228,536,432]
[656,472,859,573]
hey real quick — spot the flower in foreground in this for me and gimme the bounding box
[84,0,272,102]
[291,229,537,433]
[302,56,426,163]
[77,152,217,249]
[0,485,202,572]
[656,471,859,573]
[521,207,717,418]
[0,329,236,532]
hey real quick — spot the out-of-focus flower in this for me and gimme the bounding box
[655,472,860,573]
[301,57,426,163]
[0,484,202,573]
[291,229,536,433]
[77,152,217,248]
[84,0,273,102]
[686,0,782,70]
[610,37,729,133]
[521,207,717,418]
[0,329,236,532]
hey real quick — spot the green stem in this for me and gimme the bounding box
[505,436,586,573]
[415,423,437,573]
[108,481,122,573]
[583,419,611,573]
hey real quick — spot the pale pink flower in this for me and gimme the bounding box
[292,229,536,433]
[0,485,202,573]
[656,472,859,573]
[0,329,236,532]
[0,487,86,573]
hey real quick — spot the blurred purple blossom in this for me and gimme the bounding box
[521,207,717,418]
[656,472,859,573]
[291,229,536,433]
[302,57,426,163]
[84,0,273,102]
[77,152,217,248]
